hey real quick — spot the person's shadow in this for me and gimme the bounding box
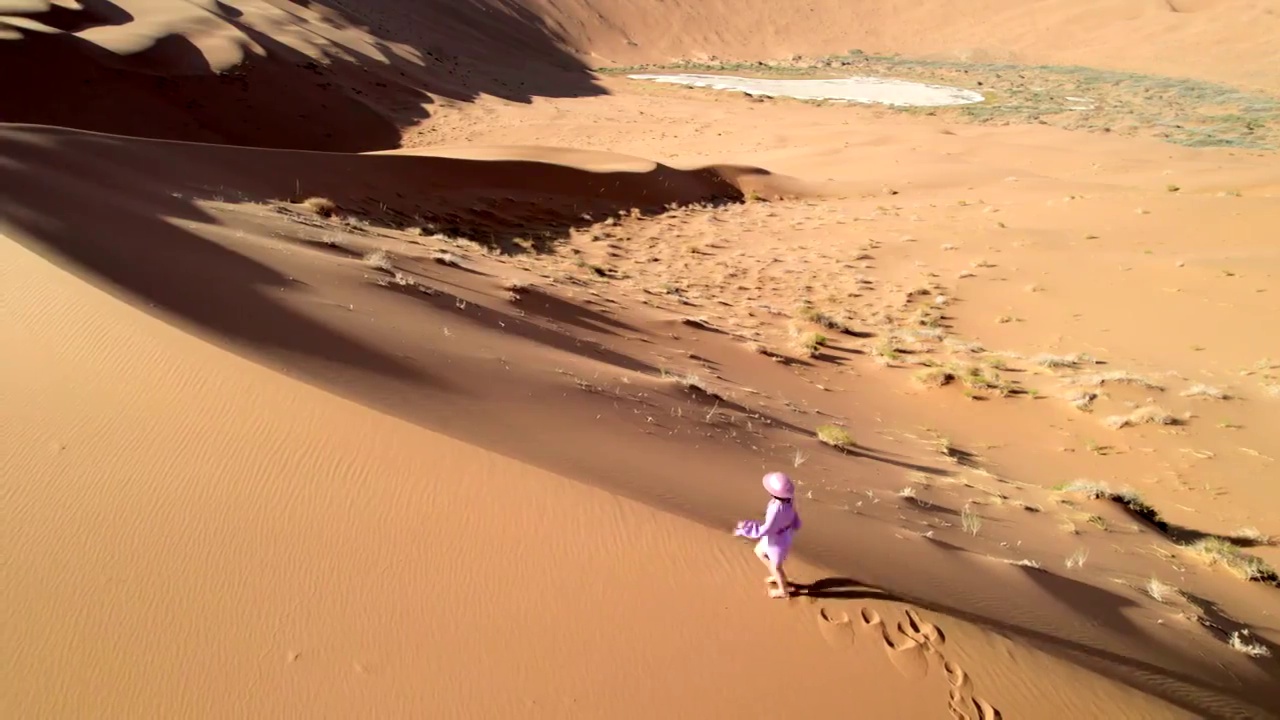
[789,572,1280,719]
[792,576,880,599]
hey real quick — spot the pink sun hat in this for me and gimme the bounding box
[762,471,795,499]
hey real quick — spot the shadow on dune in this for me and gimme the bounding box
[798,558,1280,718]
[304,0,606,106]
[842,444,954,476]
[0,0,606,151]
[0,129,446,390]
[375,272,660,376]
[0,122,759,409]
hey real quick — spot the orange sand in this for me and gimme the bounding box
[4,1,1280,718]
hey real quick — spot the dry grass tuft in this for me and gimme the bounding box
[870,339,901,364]
[816,424,853,448]
[952,362,1011,396]
[662,369,709,395]
[1034,353,1095,369]
[1103,405,1177,429]
[914,367,956,388]
[363,249,394,271]
[1065,548,1089,569]
[1065,388,1100,412]
[794,331,828,357]
[961,504,983,536]
[1232,527,1273,546]
[1055,479,1112,499]
[1228,630,1272,658]
[303,196,337,216]
[431,250,464,267]
[1145,576,1180,603]
[1186,537,1278,583]
[1075,371,1164,390]
[1180,384,1230,400]
[796,305,848,332]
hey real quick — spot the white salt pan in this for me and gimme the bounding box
[627,73,984,107]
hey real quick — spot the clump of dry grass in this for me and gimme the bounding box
[303,196,337,216]
[363,249,394,271]
[816,424,853,448]
[661,368,709,394]
[951,362,1011,396]
[914,367,956,388]
[1034,353,1095,369]
[1228,630,1272,658]
[794,331,828,357]
[1065,388,1100,412]
[1145,576,1180,603]
[1103,404,1177,429]
[1053,481,1168,532]
[909,307,942,328]
[1232,527,1273,546]
[1180,384,1230,400]
[1065,548,1089,569]
[1055,479,1112,499]
[1186,537,1278,583]
[374,270,435,294]
[431,250,464,267]
[1074,371,1164,390]
[870,338,901,364]
[796,304,848,332]
[501,279,530,302]
[961,504,982,536]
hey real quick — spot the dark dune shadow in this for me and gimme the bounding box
[0,130,448,392]
[315,0,606,107]
[513,286,640,336]
[0,23,415,151]
[844,443,953,476]
[797,572,1280,719]
[898,498,961,517]
[0,0,607,151]
[374,273,657,376]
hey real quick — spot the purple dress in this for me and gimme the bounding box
[734,498,802,566]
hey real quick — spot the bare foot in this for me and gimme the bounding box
[768,587,790,599]
[765,577,795,588]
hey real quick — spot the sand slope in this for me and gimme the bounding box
[3,236,949,718]
[5,0,1280,718]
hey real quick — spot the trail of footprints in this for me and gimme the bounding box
[816,605,1002,720]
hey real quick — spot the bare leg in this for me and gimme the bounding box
[768,564,791,598]
[755,546,791,589]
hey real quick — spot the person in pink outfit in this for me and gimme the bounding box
[733,471,803,598]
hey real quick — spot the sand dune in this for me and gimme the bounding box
[5,0,1280,718]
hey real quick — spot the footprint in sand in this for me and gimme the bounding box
[944,659,972,693]
[859,607,883,627]
[943,660,1002,720]
[949,694,1003,720]
[822,605,998,720]
[875,621,930,681]
[816,607,857,648]
[903,607,945,647]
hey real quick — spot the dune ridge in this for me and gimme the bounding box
[5,0,1280,718]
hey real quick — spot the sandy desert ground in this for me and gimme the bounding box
[4,1,1280,718]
